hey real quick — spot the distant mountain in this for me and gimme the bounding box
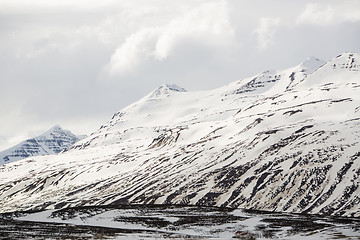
[0,125,85,165]
[0,53,359,218]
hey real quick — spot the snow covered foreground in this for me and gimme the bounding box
[1,205,358,239]
[0,53,359,218]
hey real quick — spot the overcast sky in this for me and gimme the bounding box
[1,0,360,150]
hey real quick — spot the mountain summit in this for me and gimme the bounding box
[147,84,187,99]
[0,125,84,165]
[0,53,359,217]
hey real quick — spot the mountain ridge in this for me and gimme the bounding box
[0,125,85,165]
[0,52,359,217]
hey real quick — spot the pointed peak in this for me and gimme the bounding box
[148,84,186,99]
[50,125,62,131]
[42,125,77,137]
[157,84,186,92]
[295,52,360,89]
[299,56,326,74]
[305,56,321,61]
[40,125,68,138]
[302,56,324,64]
[45,125,65,134]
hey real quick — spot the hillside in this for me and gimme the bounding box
[0,53,359,217]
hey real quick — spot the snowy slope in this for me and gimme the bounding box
[0,53,359,217]
[0,125,84,165]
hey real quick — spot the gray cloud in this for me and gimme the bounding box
[1,0,360,150]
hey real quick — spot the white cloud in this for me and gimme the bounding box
[296,2,360,26]
[253,17,280,50]
[106,29,159,75]
[296,3,335,26]
[106,1,234,76]
[154,1,234,60]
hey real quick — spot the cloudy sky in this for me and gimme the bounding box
[1,0,360,150]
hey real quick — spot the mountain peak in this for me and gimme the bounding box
[331,52,360,71]
[42,125,69,138]
[299,56,326,74]
[0,125,83,165]
[148,84,186,99]
[322,52,360,73]
[294,52,359,89]
[48,124,63,132]
[156,84,187,93]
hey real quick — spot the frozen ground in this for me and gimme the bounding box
[0,205,359,239]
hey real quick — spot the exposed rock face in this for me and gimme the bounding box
[0,125,84,165]
[0,53,359,217]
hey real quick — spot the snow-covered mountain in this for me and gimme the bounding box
[0,53,359,217]
[0,125,84,165]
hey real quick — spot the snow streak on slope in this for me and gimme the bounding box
[0,125,84,165]
[0,53,359,217]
